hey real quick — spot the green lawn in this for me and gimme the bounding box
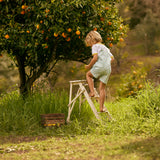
[0,134,160,160]
[0,84,160,160]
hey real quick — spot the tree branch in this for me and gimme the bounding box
[27,44,58,87]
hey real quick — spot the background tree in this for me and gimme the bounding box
[119,0,160,29]
[134,10,160,55]
[0,0,127,96]
[119,0,160,55]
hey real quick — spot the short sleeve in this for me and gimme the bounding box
[92,45,98,56]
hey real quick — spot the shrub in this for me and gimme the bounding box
[133,84,160,118]
[117,62,147,97]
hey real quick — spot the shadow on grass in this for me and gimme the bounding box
[121,136,160,160]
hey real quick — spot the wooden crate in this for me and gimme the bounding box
[40,113,65,127]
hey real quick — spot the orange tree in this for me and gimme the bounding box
[0,0,127,95]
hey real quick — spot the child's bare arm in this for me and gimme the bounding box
[85,54,98,70]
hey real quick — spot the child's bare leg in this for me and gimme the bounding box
[86,71,94,97]
[99,81,106,112]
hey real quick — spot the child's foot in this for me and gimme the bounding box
[89,92,95,97]
[100,108,107,112]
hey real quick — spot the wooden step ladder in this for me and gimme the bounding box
[67,80,112,123]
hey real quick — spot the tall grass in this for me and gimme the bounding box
[0,90,95,135]
[0,90,69,135]
[106,84,160,136]
[0,84,160,136]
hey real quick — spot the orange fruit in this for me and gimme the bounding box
[67,28,72,32]
[109,43,113,47]
[138,84,143,89]
[108,21,112,25]
[22,5,26,10]
[40,20,43,24]
[54,33,58,37]
[105,7,109,10]
[36,24,39,29]
[130,91,134,94]
[45,9,50,13]
[107,37,110,41]
[119,25,123,30]
[62,32,67,38]
[5,34,9,39]
[26,30,30,33]
[0,0,3,2]
[82,11,86,14]
[119,38,124,42]
[41,30,44,34]
[45,45,48,49]
[66,37,71,41]
[21,10,25,14]
[93,28,97,31]
[76,30,80,35]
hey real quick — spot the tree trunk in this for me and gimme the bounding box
[16,55,31,96]
[15,45,58,96]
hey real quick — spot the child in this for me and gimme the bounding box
[85,30,114,112]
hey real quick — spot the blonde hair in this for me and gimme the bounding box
[85,31,102,46]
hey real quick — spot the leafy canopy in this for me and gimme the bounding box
[1,0,126,62]
[0,0,127,94]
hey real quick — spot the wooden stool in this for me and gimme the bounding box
[67,80,112,123]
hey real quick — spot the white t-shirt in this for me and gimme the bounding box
[91,43,113,68]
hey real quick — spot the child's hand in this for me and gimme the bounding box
[85,65,90,70]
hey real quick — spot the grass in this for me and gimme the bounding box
[0,90,69,135]
[0,84,160,159]
[0,84,160,136]
[0,134,160,160]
